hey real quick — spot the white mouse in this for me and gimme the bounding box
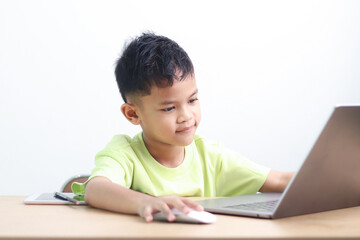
[152,208,216,224]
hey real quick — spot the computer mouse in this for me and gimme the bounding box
[152,208,216,224]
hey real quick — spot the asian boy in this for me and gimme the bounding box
[72,32,294,222]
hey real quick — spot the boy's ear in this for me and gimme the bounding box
[121,103,141,125]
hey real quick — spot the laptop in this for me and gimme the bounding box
[196,105,360,219]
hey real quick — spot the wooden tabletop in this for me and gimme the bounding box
[1,196,360,240]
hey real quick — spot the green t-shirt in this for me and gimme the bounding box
[72,133,270,197]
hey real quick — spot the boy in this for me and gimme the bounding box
[72,33,294,222]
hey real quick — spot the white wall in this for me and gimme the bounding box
[1,0,359,195]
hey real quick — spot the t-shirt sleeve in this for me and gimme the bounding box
[214,143,271,197]
[71,135,134,195]
[89,156,128,186]
[71,155,130,195]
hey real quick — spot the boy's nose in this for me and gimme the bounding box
[177,106,192,123]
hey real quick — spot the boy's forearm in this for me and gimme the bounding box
[84,176,152,215]
[260,170,295,192]
[279,171,295,191]
[84,176,204,222]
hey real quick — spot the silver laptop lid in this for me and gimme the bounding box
[197,105,360,219]
[273,105,360,218]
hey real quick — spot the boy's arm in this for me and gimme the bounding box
[84,176,203,222]
[259,170,295,192]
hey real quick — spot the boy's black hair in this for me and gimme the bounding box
[115,32,194,103]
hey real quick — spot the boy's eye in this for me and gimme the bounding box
[189,98,198,104]
[162,106,175,112]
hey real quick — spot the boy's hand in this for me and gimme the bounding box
[138,195,204,222]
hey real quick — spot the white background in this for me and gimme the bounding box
[1,0,359,195]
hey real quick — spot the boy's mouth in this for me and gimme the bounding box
[176,125,195,133]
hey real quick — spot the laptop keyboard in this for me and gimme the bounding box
[224,200,279,212]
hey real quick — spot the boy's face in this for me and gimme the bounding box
[135,74,201,148]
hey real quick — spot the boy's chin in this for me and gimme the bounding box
[176,135,195,146]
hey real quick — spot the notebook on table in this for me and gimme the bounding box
[24,192,86,205]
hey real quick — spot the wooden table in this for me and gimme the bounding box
[1,196,359,240]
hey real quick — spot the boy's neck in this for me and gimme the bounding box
[142,135,185,168]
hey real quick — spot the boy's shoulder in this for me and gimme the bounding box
[193,134,224,152]
[193,134,215,145]
[102,133,143,152]
[103,133,224,156]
